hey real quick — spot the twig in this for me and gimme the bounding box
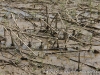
[3,26,36,56]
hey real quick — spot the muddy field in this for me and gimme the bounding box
[0,0,100,75]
